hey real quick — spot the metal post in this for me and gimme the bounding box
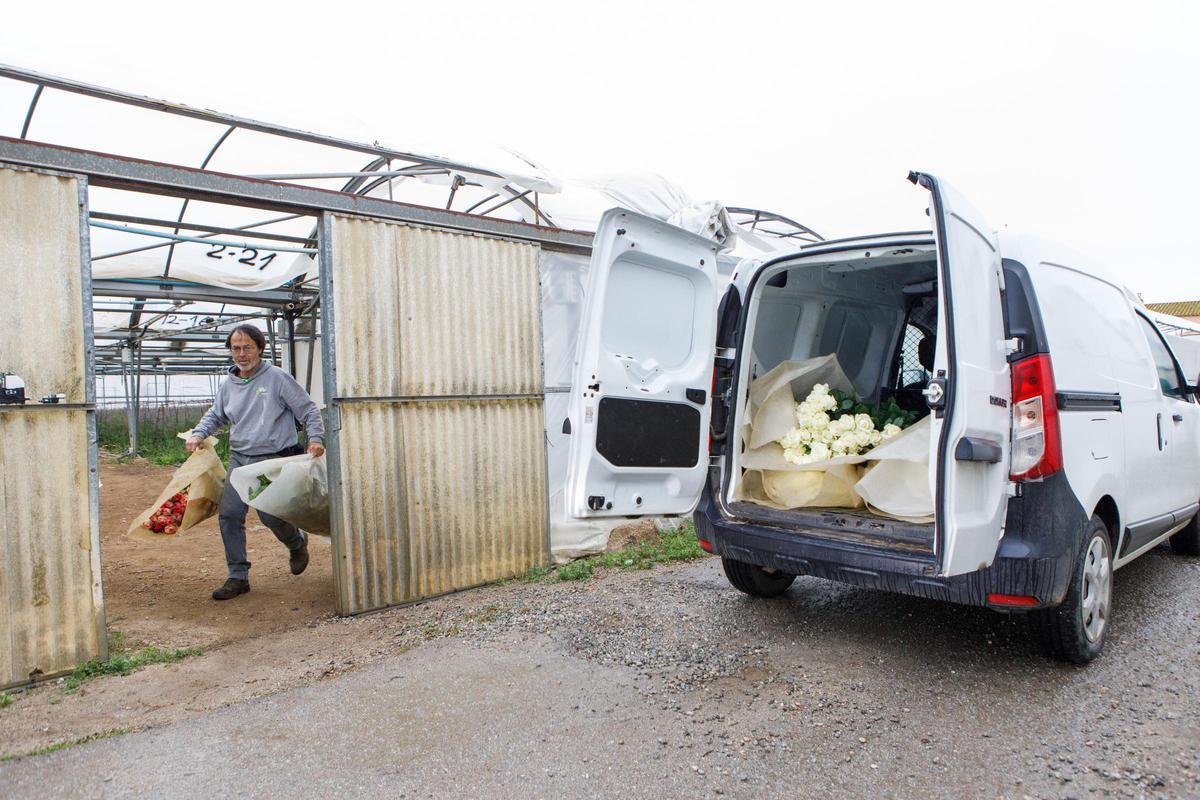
[267,314,278,366]
[304,309,318,394]
[285,313,297,378]
[121,344,136,455]
[130,342,142,454]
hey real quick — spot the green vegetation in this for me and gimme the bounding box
[830,387,918,431]
[419,621,459,640]
[0,692,13,709]
[247,474,273,500]
[64,630,202,692]
[518,522,710,584]
[0,728,132,762]
[554,558,595,581]
[97,403,230,466]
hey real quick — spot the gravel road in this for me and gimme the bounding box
[3,545,1198,799]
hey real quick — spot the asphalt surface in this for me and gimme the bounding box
[3,546,1198,799]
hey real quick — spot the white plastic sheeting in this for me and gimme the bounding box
[539,250,625,562]
[91,250,315,293]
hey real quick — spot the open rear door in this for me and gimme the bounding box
[909,172,1012,576]
[566,208,720,517]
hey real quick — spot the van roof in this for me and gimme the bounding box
[745,228,1143,312]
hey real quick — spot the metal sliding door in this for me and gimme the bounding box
[320,213,548,614]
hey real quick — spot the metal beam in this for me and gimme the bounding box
[0,138,594,253]
[92,278,315,310]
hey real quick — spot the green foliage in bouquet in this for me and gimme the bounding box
[830,388,918,431]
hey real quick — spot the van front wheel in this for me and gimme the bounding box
[1033,516,1112,664]
[722,557,796,598]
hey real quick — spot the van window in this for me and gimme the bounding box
[896,324,931,388]
[1137,315,1187,400]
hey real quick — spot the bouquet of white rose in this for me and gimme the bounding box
[776,383,912,465]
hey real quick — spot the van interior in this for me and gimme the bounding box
[726,244,942,554]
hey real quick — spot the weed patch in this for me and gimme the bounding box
[554,559,595,581]
[65,631,202,692]
[0,692,13,709]
[0,728,132,762]
[547,523,708,583]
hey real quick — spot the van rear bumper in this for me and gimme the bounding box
[694,476,1085,609]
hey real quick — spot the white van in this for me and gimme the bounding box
[564,172,1200,663]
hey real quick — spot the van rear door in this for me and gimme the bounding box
[909,173,1012,576]
[565,208,721,518]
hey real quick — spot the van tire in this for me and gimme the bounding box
[1033,516,1112,664]
[722,557,796,598]
[1169,511,1200,556]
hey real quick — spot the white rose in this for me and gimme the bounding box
[809,442,831,462]
[810,412,830,431]
[855,414,875,433]
[881,423,902,439]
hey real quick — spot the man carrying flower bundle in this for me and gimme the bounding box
[186,325,325,601]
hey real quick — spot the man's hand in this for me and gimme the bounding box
[308,442,325,458]
[185,436,205,453]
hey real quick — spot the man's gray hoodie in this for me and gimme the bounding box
[192,362,324,456]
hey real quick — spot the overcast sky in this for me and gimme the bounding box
[3,1,1197,302]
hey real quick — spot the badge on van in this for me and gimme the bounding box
[989,395,1008,408]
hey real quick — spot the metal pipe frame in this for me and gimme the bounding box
[92,212,309,261]
[0,63,516,184]
[90,210,312,244]
[2,63,561,230]
[89,219,317,254]
[0,137,594,253]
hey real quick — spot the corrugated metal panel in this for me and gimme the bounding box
[0,168,88,403]
[0,412,101,688]
[332,216,543,398]
[334,400,548,609]
[0,167,103,689]
[325,215,549,614]
[1146,301,1200,318]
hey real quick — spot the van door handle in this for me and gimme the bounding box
[1157,413,1164,450]
[1172,413,1183,423]
[954,436,1003,463]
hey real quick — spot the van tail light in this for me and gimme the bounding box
[1009,353,1062,481]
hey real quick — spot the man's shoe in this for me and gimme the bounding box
[212,578,250,600]
[290,541,309,576]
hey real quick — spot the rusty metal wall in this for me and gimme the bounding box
[323,215,548,614]
[0,167,104,689]
[331,216,544,398]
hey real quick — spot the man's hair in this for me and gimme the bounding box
[224,324,268,352]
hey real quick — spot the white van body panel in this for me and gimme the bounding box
[565,208,721,518]
[997,232,1200,564]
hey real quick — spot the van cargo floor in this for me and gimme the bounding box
[724,501,935,555]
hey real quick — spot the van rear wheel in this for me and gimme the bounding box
[1169,511,1200,556]
[722,557,796,598]
[1033,516,1112,664]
